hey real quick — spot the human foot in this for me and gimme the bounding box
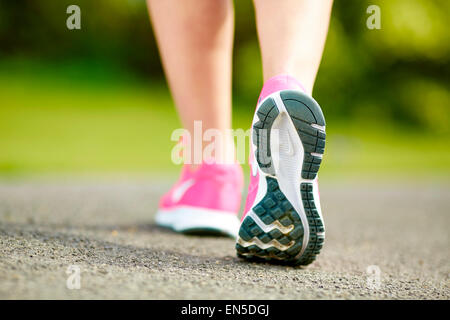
[156,162,243,237]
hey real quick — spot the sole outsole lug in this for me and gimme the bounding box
[252,98,280,175]
[281,90,326,180]
[236,177,303,262]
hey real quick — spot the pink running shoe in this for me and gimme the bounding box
[236,75,326,265]
[156,162,243,237]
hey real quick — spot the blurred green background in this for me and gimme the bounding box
[0,0,449,180]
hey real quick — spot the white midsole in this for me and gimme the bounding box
[156,206,240,238]
[271,92,310,257]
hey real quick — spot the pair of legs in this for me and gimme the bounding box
[150,0,333,265]
[147,0,333,164]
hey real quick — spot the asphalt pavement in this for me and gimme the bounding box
[0,177,448,299]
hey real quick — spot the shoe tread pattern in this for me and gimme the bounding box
[237,90,326,266]
[280,90,326,180]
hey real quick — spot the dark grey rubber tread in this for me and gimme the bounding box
[252,98,279,175]
[280,90,326,180]
[236,177,304,263]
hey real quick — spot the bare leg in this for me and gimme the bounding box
[147,0,235,165]
[253,0,333,94]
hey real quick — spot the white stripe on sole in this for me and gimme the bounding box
[268,92,310,256]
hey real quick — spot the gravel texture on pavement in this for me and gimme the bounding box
[0,178,448,299]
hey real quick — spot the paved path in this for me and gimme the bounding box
[0,178,448,299]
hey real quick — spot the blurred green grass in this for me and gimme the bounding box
[1,63,449,180]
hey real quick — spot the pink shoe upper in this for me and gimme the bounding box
[159,162,244,215]
[243,74,306,220]
[257,74,306,103]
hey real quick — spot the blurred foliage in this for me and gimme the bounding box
[0,0,448,132]
[1,69,449,178]
[0,0,449,177]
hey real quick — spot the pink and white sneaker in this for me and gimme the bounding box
[156,162,243,237]
[236,75,326,265]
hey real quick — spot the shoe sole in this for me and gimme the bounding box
[156,206,240,238]
[236,90,326,266]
